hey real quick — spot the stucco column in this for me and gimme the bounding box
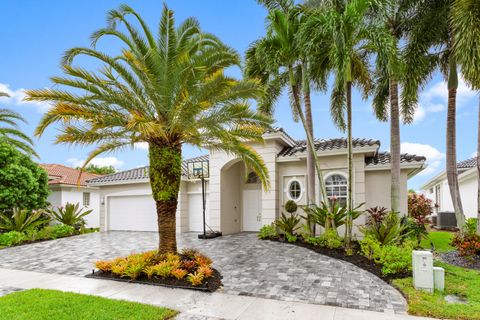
[207,150,223,231]
[176,181,189,233]
[260,144,279,226]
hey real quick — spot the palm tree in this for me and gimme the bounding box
[451,0,480,233]
[246,1,331,208]
[300,0,395,251]
[0,92,38,157]
[370,0,419,213]
[25,5,272,253]
[404,0,466,228]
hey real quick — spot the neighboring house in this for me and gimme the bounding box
[87,129,426,234]
[40,164,101,228]
[421,158,478,219]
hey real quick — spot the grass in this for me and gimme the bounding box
[0,289,177,320]
[393,262,480,320]
[421,231,455,253]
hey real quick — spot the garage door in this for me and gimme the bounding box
[188,193,209,232]
[108,195,157,232]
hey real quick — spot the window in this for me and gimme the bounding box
[288,180,302,201]
[246,171,260,184]
[325,174,347,207]
[83,192,90,207]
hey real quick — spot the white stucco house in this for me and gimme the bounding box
[87,129,426,234]
[421,158,478,219]
[40,164,101,228]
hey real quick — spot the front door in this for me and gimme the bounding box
[242,189,262,231]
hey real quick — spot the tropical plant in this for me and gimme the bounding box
[300,0,395,250]
[258,223,278,239]
[0,208,50,233]
[303,201,363,235]
[0,92,38,158]
[46,202,93,230]
[360,211,405,245]
[284,200,298,214]
[365,206,388,225]
[408,193,433,220]
[275,212,301,236]
[378,240,415,275]
[0,231,27,247]
[0,142,49,211]
[25,4,272,253]
[401,216,428,246]
[76,164,116,175]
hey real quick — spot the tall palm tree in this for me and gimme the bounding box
[451,0,480,233]
[300,0,395,251]
[25,5,272,253]
[0,92,38,157]
[370,0,419,213]
[405,0,466,228]
[246,1,330,208]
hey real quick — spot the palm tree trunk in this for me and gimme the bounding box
[477,96,480,235]
[148,142,182,253]
[446,84,465,228]
[345,81,353,252]
[303,82,316,207]
[390,79,401,213]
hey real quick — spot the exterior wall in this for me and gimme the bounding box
[46,188,62,207]
[364,169,409,215]
[220,161,242,234]
[459,174,478,218]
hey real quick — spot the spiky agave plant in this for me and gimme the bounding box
[25,4,272,253]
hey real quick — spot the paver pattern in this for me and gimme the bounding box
[0,286,22,297]
[0,232,406,313]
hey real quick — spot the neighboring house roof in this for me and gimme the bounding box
[40,164,100,187]
[278,138,380,157]
[421,157,478,190]
[457,157,477,170]
[365,152,426,166]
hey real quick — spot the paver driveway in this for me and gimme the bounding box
[0,232,406,313]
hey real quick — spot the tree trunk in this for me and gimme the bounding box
[390,80,401,213]
[303,83,316,207]
[477,96,480,235]
[345,81,353,253]
[446,86,465,228]
[148,142,182,253]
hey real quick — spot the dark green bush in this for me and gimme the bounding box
[378,240,415,275]
[258,224,278,239]
[284,200,298,214]
[304,230,343,249]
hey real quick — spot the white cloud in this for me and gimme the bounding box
[66,157,124,169]
[401,142,445,176]
[0,83,51,113]
[412,77,476,124]
[135,142,149,150]
[472,151,478,158]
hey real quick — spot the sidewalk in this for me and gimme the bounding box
[0,268,433,320]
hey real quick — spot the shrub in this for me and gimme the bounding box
[194,253,212,267]
[197,265,213,278]
[303,201,363,233]
[401,216,428,246]
[275,212,301,236]
[465,218,478,236]
[258,223,278,239]
[0,231,27,247]
[284,200,298,214]
[187,272,204,286]
[95,260,113,272]
[122,255,148,280]
[46,203,92,230]
[180,248,199,260]
[359,235,382,261]
[0,208,50,232]
[182,260,197,272]
[360,211,405,245]
[408,193,432,220]
[378,240,415,276]
[285,233,297,243]
[305,236,323,246]
[364,207,388,225]
[318,229,343,249]
[171,268,188,280]
[452,232,480,257]
[51,224,75,238]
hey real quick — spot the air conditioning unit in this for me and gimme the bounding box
[437,211,457,229]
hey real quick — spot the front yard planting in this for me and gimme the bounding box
[393,262,480,320]
[0,289,177,320]
[90,248,222,292]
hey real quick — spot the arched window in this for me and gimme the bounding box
[325,174,348,207]
[288,179,302,201]
[246,171,260,184]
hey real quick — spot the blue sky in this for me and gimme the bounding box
[1,0,478,190]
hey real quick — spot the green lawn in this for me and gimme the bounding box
[421,231,455,253]
[0,289,177,320]
[393,262,480,320]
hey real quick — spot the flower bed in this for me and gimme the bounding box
[88,249,222,292]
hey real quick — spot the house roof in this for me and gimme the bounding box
[87,155,210,185]
[365,152,426,166]
[278,138,380,157]
[40,164,100,187]
[457,157,477,169]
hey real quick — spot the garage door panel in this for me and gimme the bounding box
[188,193,209,232]
[109,195,157,232]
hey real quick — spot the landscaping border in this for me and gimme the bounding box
[86,268,223,292]
[0,229,99,250]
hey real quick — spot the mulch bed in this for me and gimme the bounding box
[269,237,410,283]
[441,251,480,271]
[86,268,223,292]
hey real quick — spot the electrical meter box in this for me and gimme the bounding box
[412,250,434,292]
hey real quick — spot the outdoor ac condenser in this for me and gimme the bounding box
[412,251,434,292]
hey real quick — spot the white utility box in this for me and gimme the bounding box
[433,267,445,291]
[412,251,434,292]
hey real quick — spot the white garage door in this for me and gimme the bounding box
[109,195,157,232]
[188,193,209,232]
